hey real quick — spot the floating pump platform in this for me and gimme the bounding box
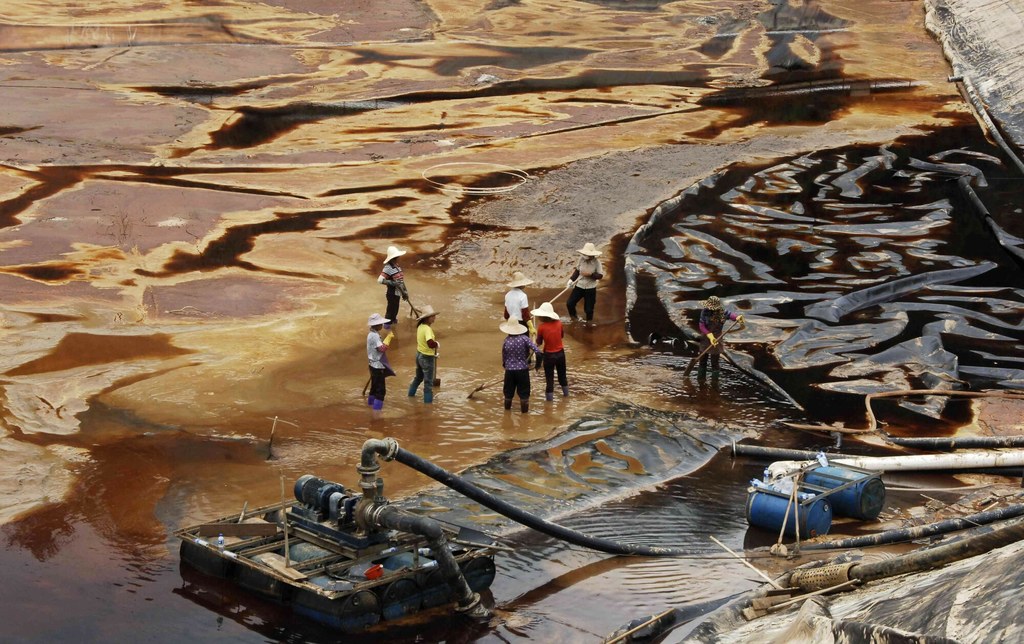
[178,443,498,633]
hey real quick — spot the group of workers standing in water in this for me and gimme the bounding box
[365,242,741,414]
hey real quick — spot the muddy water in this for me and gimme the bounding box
[0,0,1008,642]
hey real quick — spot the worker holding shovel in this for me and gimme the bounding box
[407,305,439,404]
[696,295,744,377]
[378,246,418,329]
[566,242,603,325]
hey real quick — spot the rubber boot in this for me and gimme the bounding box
[371,399,383,411]
[561,386,569,397]
[520,399,529,414]
[367,395,376,407]
[545,392,554,402]
[503,398,512,411]
[408,383,417,397]
[424,390,433,404]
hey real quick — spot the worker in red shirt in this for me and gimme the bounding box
[531,301,569,400]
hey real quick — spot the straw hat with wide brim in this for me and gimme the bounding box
[416,304,438,321]
[577,242,602,257]
[367,313,390,327]
[506,271,534,288]
[701,295,723,310]
[530,302,559,320]
[500,319,528,335]
[384,245,407,264]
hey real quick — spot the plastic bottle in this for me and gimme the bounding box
[217,533,225,550]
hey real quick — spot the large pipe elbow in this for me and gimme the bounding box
[360,437,399,470]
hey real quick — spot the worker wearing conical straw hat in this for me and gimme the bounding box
[408,305,439,403]
[697,295,744,376]
[500,319,541,413]
[531,302,569,401]
[504,270,537,341]
[378,245,408,329]
[566,242,603,325]
[366,313,395,415]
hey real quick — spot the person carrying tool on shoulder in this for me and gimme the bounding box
[697,295,744,375]
[504,271,537,342]
[378,245,410,329]
[500,319,541,413]
[408,305,439,404]
[531,302,569,400]
[566,242,603,325]
[366,313,395,414]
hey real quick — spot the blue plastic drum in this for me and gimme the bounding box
[746,489,832,537]
[804,466,886,520]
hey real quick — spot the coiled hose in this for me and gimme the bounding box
[380,444,702,557]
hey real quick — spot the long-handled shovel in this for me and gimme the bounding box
[397,283,421,319]
[548,279,578,305]
[432,351,441,389]
[467,376,503,399]
[683,318,742,377]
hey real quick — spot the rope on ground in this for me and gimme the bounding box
[421,161,531,194]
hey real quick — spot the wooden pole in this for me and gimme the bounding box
[267,416,279,460]
[710,535,783,590]
[548,279,577,305]
[280,475,291,568]
[605,607,676,644]
[467,376,504,399]
[683,318,741,376]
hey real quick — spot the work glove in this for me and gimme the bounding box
[382,332,395,346]
[706,332,717,346]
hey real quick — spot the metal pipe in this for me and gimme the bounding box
[732,443,824,461]
[887,435,1024,450]
[849,516,1024,582]
[370,505,485,616]
[801,503,1024,550]
[358,437,399,498]
[768,450,1024,475]
[734,443,1024,473]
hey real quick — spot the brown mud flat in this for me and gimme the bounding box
[0,0,1020,642]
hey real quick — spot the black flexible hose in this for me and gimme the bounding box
[390,447,701,557]
[887,435,1024,449]
[802,503,1024,550]
[849,516,1024,582]
[373,505,483,615]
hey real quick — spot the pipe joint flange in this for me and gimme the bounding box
[790,562,855,592]
[379,437,400,461]
[455,592,487,618]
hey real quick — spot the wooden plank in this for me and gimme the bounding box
[197,522,278,537]
[255,552,308,580]
[751,596,793,610]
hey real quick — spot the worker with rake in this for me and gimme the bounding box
[697,295,744,376]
